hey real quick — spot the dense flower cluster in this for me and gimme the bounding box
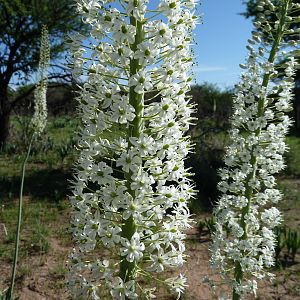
[210,0,299,298]
[30,25,50,136]
[68,0,198,299]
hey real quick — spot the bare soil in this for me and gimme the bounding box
[1,224,300,300]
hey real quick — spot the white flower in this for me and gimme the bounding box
[122,195,149,220]
[157,63,181,84]
[102,182,127,208]
[77,0,101,15]
[150,22,172,45]
[110,278,137,300]
[275,95,292,112]
[116,150,142,173]
[165,274,187,298]
[110,98,135,124]
[148,248,168,272]
[89,162,113,185]
[129,134,156,156]
[92,259,112,280]
[111,44,133,65]
[261,207,281,228]
[130,171,154,194]
[99,225,122,247]
[182,0,198,9]
[134,42,159,65]
[158,0,181,15]
[113,22,136,44]
[100,84,121,108]
[98,8,120,31]
[121,232,145,262]
[126,0,148,21]
[129,71,153,94]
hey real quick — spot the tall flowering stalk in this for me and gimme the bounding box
[30,25,50,136]
[210,1,299,299]
[68,0,198,299]
[6,26,49,300]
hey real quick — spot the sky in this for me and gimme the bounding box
[193,0,254,89]
[10,1,255,90]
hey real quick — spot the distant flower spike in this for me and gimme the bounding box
[68,1,198,299]
[7,25,50,300]
[210,1,299,299]
[30,25,50,136]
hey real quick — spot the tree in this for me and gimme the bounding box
[0,0,85,146]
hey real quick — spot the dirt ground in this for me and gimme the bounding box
[1,224,300,300]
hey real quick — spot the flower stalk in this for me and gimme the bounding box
[119,16,144,287]
[68,0,198,299]
[6,25,49,300]
[6,136,33,300]
[233,4,290,298]
[210,1,299,299]
[30,25,50,136]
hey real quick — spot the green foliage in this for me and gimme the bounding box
[190,83,233,136]
[49,264,67,277]
[187,84,233,210]
[274,226,300,264]
[2,116,79,156]
[0,199,65,257]
[57,139,76,164]
[27,223,50,255]
[284,136,300,177]
[274,226,286,261]
[0,116,78,203]
[286,229,300,261]
[0,289,8,300]
[198,217,216,237]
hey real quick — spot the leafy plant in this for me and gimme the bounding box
[52,118,67,129]
[28,220,50,255]
[198,217,216,237]
[286,228,300,261]
[274,226,286,261]
[0,289,8,300]
[57,139,75,163]
[274,226,300,263]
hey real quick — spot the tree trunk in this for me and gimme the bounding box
[0,84,11,148]
[0,111,10,148]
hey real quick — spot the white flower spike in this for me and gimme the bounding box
[30,25,50,136]
[68,0,199,299]
[210,1,299,299]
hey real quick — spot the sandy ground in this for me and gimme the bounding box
[1,227,300,300]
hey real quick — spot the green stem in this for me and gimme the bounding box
[119,14,144,295]
[7,136,34,300]
[233,2,290,299]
